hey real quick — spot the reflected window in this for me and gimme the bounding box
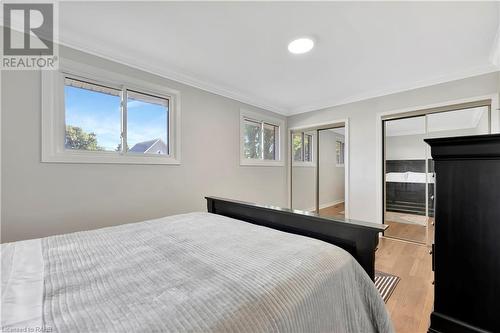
[293,132,313,162]
[336,140,345,166]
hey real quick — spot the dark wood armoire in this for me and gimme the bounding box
[425,134,500,333]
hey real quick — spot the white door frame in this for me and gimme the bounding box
[375,94,499,225]
[288,118,350,219]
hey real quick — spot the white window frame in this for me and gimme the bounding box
[292,131,315,167]
[240,109,285,166]
[42,58,181,165]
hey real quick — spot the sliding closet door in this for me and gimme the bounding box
[424,106,490,245]
[384,116,428,243]
[317,128,346,218]
[384,105,491,244]
[291,130,316,211]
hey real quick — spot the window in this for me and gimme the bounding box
[293,132,313,163]
[336,140,345,166]
[240,110,284,166]
[242,119,278,160]
[42,61,180,164]
[65,79,169,155]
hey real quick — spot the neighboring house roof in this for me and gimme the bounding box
[129,139,168,154]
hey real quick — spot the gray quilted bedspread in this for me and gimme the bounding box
[42,212,393,333]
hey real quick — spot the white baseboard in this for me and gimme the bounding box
[319,199,345,210]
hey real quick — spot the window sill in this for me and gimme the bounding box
[42,150,181,165]
[240,158,284,167]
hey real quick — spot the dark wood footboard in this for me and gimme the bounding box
[206,197,387,280]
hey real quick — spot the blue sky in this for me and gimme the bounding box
[65,86,168,151]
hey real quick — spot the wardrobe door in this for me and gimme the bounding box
[384,116,428,244]
[317,128,346,219]
[291,131,316,212]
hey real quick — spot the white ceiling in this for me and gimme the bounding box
[385,106,488,136]
[59,2,500,116]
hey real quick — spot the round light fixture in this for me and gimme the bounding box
[288,38,314,54]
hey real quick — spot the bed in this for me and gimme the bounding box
[1,197,392,333]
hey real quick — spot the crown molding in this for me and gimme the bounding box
[287,64,500,116]
[57,35,289,116]
[58,32,499,118]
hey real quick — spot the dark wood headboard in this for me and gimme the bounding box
[206,197,387,280]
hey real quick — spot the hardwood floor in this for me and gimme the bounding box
[376,237,434,333]
[318,202,345,219]
[384,213,435,245]
[385,220,427,244]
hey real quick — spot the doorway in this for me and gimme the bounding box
[382,102,491,244]
[290,123,347,219]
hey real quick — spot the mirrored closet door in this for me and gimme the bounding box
[290,126,346,219]
[317,128,346,219]
[291,130,316,212]
[383,104,491,244]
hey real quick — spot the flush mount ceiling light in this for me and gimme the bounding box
[288,38,314,54]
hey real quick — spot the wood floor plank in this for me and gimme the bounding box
[318,202,345,219]
[385,220,427,244]
[375,237,433,333]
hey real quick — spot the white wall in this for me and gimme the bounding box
[385,134,427,161]
[291,130,345,211]
[1,46,288,243]
[2,47,498,242]
[288,72,500,223]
